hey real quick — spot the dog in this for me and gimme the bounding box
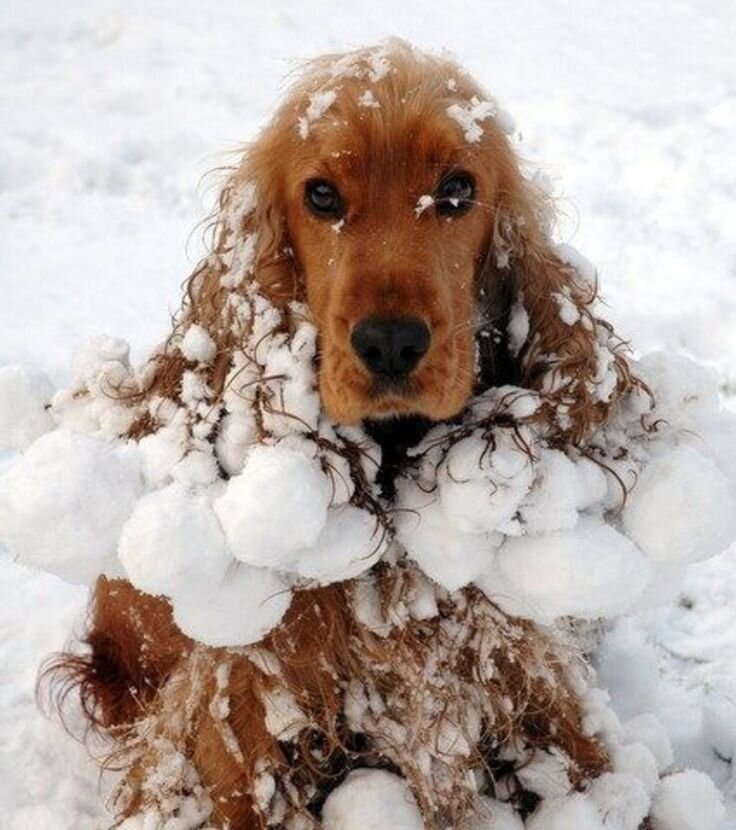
[46,41,640,828]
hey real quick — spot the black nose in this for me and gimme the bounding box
[350,316,431,378]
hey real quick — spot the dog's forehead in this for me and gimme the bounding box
[292,86,485,188]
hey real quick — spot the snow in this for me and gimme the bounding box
[477,519,651,624]
[588,771,650,830]
[650,770,726,830]
[446,96,500,142]
[298,89,338,138]
[526,793,605,830]
[622,445,735,567]
[395,479,500,592]
[0,365,54,451]
[0,429,142,584]
[2,2,736,828]
[179,324,217,364]
[621,714,675,773]
[118,484,233,597]
[459,798,524,830]
[214,444,332,569]
[506,296,530,356]
[321,769,424,830]
[171,563,291,648]
[358,89,380,108]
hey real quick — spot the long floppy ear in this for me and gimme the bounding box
[127,131,299,424]
[479,159,637,445]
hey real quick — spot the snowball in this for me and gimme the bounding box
[621,714,674,772]
[179,324,217,364]
[526,793,605,830]
[639,351,720,428]
[588,772,650,830]
[650,770,725,830]
[555,243,598,285]
[395,480,499,592]
[0,429,142,583]
[71,335,130,388]
[458,797,523,830]
[438,430,533,535]
[138,426,187,488]
[622,445,735,567]
[0,365,55,451]
[215,412,257,476]
[596,622,659,721]
[172,563,291,647]
[519,449,589,534]
[516,749,572,799]
[692,410,736,496]
[321,769,423,830]
[289,505,386,584]
[477,518,650,623]
[119,485,233,598]
[611,743,660,797]
[215,445,331,569]
[553,291,581,326]
[171,447,220,487]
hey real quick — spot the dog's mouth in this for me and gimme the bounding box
[361,373,432,420]
[370,373,419,399]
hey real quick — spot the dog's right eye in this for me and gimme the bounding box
[305,179,344,219]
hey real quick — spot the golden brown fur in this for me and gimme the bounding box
[43,42,643,828]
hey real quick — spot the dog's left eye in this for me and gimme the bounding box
[305,179,344,219]
[435,173,475,217]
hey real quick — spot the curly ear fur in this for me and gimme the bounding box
[129,134,299,421]
[478,150,638,445]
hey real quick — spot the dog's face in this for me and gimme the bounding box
[272,72,509,425]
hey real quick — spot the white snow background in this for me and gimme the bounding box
[1,1,735,827]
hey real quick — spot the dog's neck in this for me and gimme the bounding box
[364,415,433,500]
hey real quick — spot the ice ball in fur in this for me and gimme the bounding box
[322,769,424,830]
[622,445,735,567]
[119,484,234,598]
[0,429,142,583]
[476,518,650,624]
[172,563,291,648]
[215,444,331,569]
[396,480,500,592]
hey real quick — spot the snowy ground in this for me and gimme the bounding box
[1,1,735,826]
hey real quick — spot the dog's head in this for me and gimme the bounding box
[169,42,634,443]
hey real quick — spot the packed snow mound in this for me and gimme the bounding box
[1,290,736,646]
